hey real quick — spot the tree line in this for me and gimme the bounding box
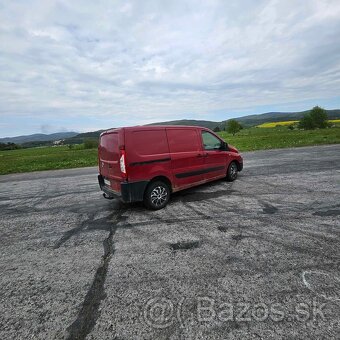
[0,142,21,151]
[214,106,331,135]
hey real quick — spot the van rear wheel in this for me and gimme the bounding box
[144,181,170,210]
[227,161,238,181]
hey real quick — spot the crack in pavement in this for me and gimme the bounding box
[169,240,200,251]
[53,207,120,249]
[313,209,340,217]
[65,206,126,340]
[261,201,279,214]
[53,215,90,249]
[231,232,247,244]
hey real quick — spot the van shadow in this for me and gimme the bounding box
[171,179,236,203]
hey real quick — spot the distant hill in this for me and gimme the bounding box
[64,130,105,144]
[234,109,340,127]
[0,132,78,144]
[3,108,340,146]
[148,119,221,130]
[149,109,340,129]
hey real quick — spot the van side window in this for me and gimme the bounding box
[202,131,222,150]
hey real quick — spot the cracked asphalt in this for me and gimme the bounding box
[0,144,339,339]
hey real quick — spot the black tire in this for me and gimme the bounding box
[226,161,238,181]
[144,181,170,210]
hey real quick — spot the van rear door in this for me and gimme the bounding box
[99,129,124,192]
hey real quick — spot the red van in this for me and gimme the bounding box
[98,126,243,209]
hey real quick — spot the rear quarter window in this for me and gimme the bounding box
[167,129,200,153]
[131,130,169,155]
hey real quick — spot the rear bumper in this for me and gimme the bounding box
[98,175,149,203]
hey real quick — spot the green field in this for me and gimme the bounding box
[218,126,340,151]
[1,126,340,175]
[0,145,97,175]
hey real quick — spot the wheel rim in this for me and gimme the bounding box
[150,186,168,207]
[230,163,237,179]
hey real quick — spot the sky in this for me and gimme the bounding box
[1,0,340,137]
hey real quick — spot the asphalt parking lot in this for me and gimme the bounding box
[0,144,339,339]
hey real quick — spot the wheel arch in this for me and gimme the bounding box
[148,175,173,193]
[231,159,242,171]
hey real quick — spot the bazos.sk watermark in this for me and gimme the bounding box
[143,296,326,329]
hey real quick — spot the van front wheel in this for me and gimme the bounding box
[144,181,170,210]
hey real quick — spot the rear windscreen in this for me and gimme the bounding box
[100,133,119,160]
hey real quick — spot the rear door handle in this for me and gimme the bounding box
[197,153,204,158]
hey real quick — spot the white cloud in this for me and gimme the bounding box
[0,0,340,135]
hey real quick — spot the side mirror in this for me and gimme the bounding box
[220,141,228,150]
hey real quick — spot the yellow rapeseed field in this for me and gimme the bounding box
[257,119,340,128]
[257,121,298,128]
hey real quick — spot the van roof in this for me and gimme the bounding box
[101,125,207,136]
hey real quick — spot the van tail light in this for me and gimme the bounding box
[119,149,127,179]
